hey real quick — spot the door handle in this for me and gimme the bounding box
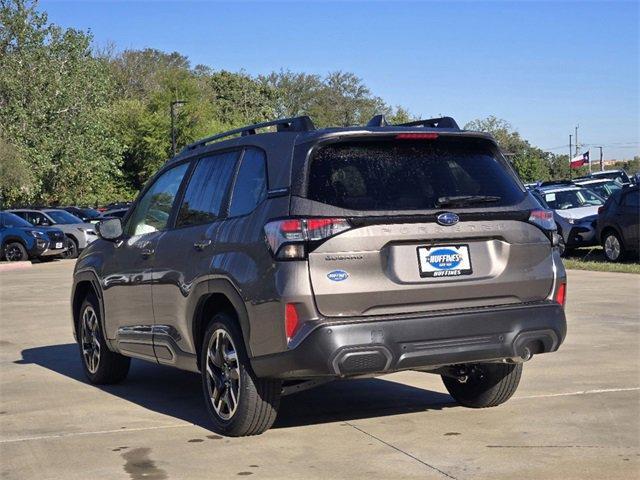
[193,239,212,251]
[140,247,155,259]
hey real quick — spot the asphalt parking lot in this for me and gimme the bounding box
[0,261,638,480]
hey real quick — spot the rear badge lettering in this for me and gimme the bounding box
[327,270,349,282]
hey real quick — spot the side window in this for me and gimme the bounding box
[622,191,639,208]
[126,163,189,236]
[229,149,268,217]
[176,151,238,227]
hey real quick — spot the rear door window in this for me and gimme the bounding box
[229,149,268,217]
[176,151,238,227]
[307,138,524,211]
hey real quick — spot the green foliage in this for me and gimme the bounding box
[0,0,129,206]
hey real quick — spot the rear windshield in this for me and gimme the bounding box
[307,139,524,211]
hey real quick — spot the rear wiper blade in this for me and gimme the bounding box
[436,195,502,207]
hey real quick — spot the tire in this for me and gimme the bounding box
[602,230,625,262]
[200,313,281,436]
[62,236,79,259]
[442,362,523,408]
[78,292,130,384]
[3,242,28,262]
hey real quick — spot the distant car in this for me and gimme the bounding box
[596,186,639,262]
[572,178,623,200]
[98,201,132,213]
[62,206,102,224]
[7,208,97,259]
[99,208,129,219]
[532,184,605,255]
[579,169,632,186]
[0,211,67,262]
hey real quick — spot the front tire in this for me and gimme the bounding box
[78,293,130,384]
[62,236,79,259]
[4,242,28,262]
[442,363,523,408]
[200,313,281,436]
[603,230,625,262]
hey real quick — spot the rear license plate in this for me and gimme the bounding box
[55,242,63,249]
[417,245,473,277]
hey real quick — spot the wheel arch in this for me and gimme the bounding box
[193,279,252,370]
[71,271,105,344]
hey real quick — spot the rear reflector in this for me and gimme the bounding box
[555,282,567,307]
[395,132,439,140]
[285,303,300,341]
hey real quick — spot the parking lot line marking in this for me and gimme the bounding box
[346,421,458,480]
[514,387,640,400]
[0,423,192,444]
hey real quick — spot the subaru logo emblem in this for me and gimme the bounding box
[437,212,459,226]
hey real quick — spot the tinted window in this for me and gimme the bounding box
[307,139,524,210]
[229,149,268,217]
[127,163,189,236]
[24,211,50,226]
[2,212,33,228]
[45,210,83,224]
[543,189,603,210]
[176,151,238,227]
[622,190,639,208]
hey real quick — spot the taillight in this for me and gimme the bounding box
[395,133,438,140]
[555,282,567,307]
[285,303,300,341]
[528,209,556,232]
[264,218,351,260]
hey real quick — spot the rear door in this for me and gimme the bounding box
[152,150,239,360]
[302,137,555,317]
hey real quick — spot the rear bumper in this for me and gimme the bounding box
[251,302,566,379]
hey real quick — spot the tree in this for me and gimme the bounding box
[0,0,128,205]
[465,116,554,182]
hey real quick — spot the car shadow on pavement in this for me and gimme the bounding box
[17,343,456,430]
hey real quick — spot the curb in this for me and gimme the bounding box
[0,261,33,272]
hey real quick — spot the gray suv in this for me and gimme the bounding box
[71,116,567,436]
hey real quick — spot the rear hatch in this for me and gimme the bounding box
[295,135,555,317]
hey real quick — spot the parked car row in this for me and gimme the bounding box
[526,173,639,262]
[0,211,67,262]
[0,207,99,262]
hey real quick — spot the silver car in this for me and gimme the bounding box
[8,208,97,258]
[532,185,605,255]
[71,115,567,436]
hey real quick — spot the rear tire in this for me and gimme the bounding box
[442,362,522,408]
[602,230,625,262]
[3,242,28,262]
[78,293,130,384]
[200,313,281,436]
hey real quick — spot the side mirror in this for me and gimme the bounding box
[96,218,123,241]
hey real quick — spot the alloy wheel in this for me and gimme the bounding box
[81,306,101,373]
[205,329,241,421]
[604,234,621,261]
[5,244,24,262]
[63,239,77,259]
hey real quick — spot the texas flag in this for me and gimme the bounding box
[570,151,589,169]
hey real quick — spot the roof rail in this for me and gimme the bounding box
[538,180,576,187]
[181,115,316,153]
[398,116,460,130]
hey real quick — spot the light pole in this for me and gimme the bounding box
[171,100,186,157]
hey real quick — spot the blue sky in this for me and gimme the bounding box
[41,0,639,160]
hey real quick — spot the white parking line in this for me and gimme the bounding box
[0,423,192,444]
[515,387,640,400]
